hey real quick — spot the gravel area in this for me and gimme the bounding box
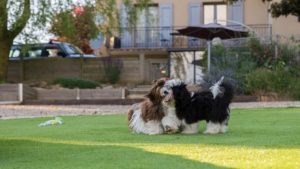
[0,101,300,119]
[0,105,131,119]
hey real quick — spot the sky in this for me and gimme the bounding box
[14,0,93,43]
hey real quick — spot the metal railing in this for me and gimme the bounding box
[110,24,272,49]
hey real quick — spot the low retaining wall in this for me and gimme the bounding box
[1,83,258,105]
[36,88,126,100]
[0,84,36,102]
[0,84,19,101]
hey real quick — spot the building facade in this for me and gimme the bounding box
[94,0,300,83]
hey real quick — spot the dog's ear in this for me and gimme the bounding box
[152,79,157,84]
[156,79,165,86]
[145,92,156,102]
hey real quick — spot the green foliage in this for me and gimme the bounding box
[50,6,98,53]
[102,57,123,84]
[204,38,300,98]
[248,38,276,67]
[203,44,258,93]
[53,77,99,89]
[226,0,300,19]
[245,68,278,94]
[94,0,152,37]
[244,66,299,99]
[288,78,300,100]
[243,37,300,99]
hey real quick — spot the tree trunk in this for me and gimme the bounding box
[0,40,13,81]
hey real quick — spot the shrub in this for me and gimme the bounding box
[101,57,123,84]
[248,38,275,66]
[289,78,300,100]
[244,68,274,94]
[53,77,98,89]
[203,44,258,94]
[245,67,294,96]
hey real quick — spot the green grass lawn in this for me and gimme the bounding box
[0,108,300,169]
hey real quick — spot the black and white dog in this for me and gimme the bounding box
[161,77,234,134]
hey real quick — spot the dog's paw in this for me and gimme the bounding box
[164,125,178,134]
[203,130,219,134]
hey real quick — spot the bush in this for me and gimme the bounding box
[289,78,300,100]
[101,57,123,84]
[53,77,99,89]
[202,44,258,94]
[248,38,275,67]
[244,68,274,94]
[245,67,294,96]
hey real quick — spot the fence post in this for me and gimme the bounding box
[275,34,279,59]
[122,88,126,99]
[76,88,80,100]
[18,83,23,102]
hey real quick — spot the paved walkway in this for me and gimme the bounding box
[0,101,300,119]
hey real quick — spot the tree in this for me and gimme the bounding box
[50,6,98,54]
[269,0,300,19]
[227,0,300,19]
[0,0,30,81]
[0,0,151,81]
[0,0,73,81]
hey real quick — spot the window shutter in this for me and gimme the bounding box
[90,34,103,50]
[189,3,202,26]
[120,4,132,48]
[227,0,244,27]
[188,3,202,47]
[159,3,173,47]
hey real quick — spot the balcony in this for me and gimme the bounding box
[110,24,272,50]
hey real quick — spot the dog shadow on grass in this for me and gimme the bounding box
[0,139,232,169]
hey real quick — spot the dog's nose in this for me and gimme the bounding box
[163,91,169,95]
[165,125,171,131]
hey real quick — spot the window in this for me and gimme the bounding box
[28,48,42,58]
[204,4,227,25]
[135,5,159,47]
[9,49,21,58]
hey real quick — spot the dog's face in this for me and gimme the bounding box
[160,79,185,133]
[160,79,184,107]
[146,78,168,103]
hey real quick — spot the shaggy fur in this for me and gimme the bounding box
[162,77,234,134]
[128,78,167,135]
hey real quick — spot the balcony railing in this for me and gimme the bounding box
[111,24,272,49]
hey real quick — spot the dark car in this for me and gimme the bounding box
[9,41,95,59]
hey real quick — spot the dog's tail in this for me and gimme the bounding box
[127,103,140,127]
[210,76,234,104]
[128,109,134,126]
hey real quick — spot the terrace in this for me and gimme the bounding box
[110,24,272,50]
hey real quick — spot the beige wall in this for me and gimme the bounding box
[150,0,226,27]
[272,15,300,37]
[244,0,269,25]
[116,0,300,38]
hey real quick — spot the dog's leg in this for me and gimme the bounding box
[220,123,228,133]
[161,107,181,133]
[181,121,199,134]
[203,121,221,134]
[220,117,229,133]
[145,121,164,135]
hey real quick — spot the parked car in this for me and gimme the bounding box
[9,41,95,59]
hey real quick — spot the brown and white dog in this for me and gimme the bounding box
[128,78,167,135]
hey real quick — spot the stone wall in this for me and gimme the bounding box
[0,84,19,101]
[7,57,141,84]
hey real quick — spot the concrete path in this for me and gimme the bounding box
[0,101,300,119]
